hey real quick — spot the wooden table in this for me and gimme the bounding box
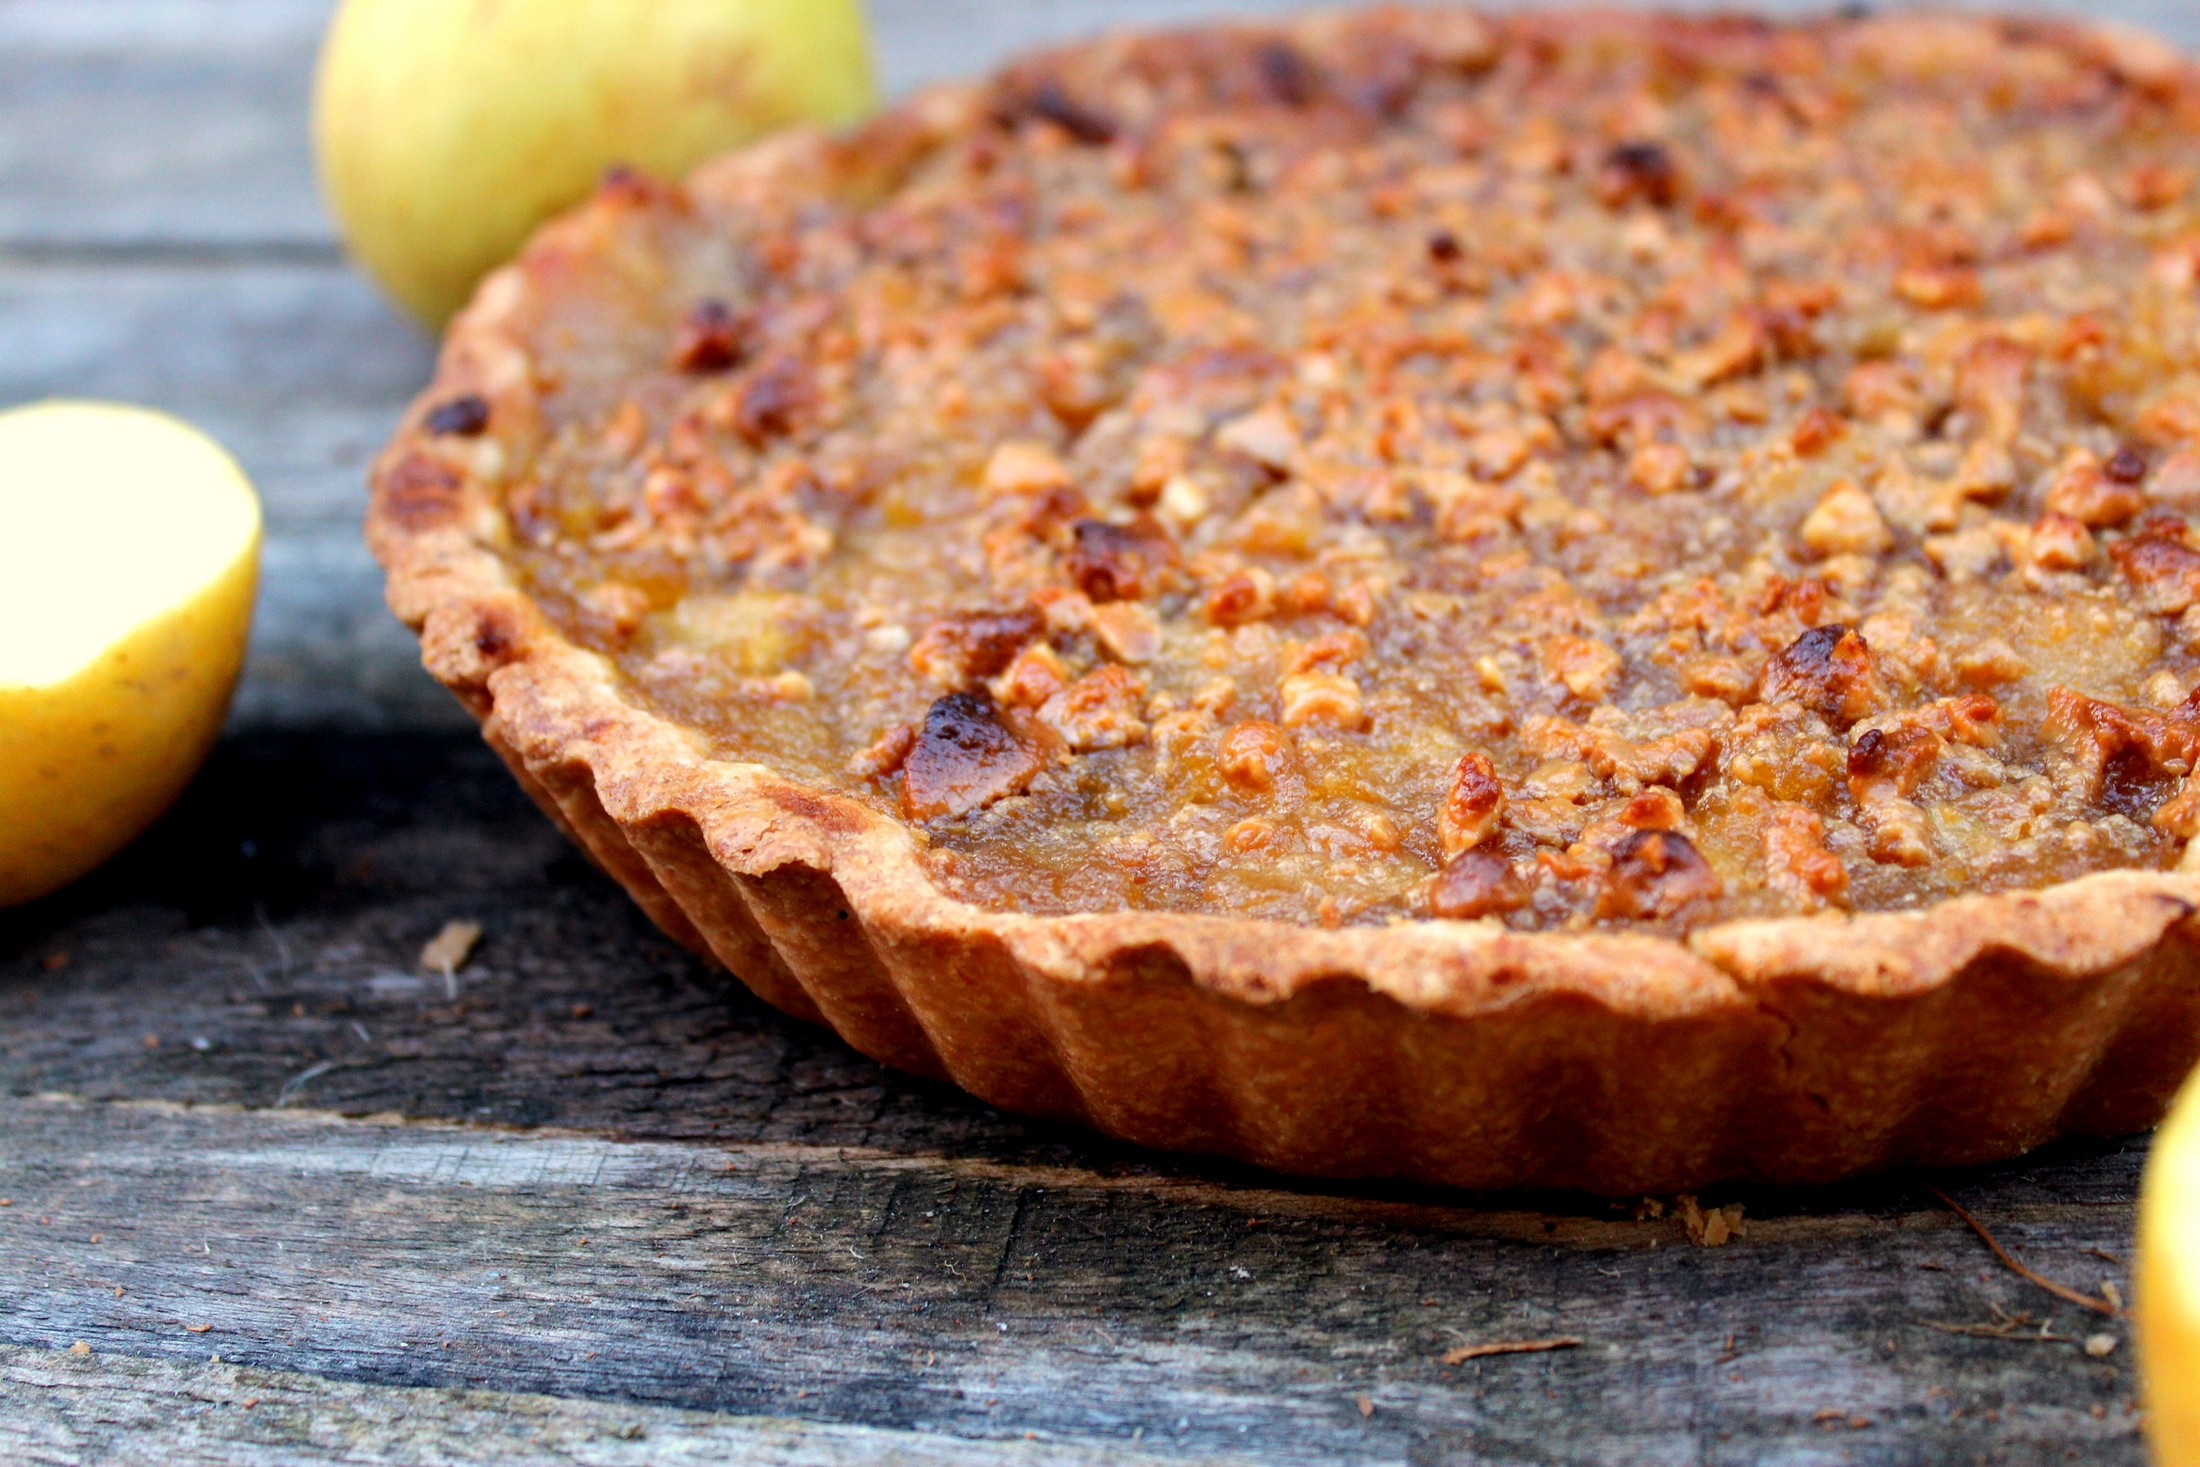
[1,3,2193,1461]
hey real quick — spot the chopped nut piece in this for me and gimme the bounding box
[1156,474,1210,527]
[1955,338,2031,444]
[1428,850,1530,919]
[1671,314,1764,388]
[848,722,917,780]
[2044,450,2144,528]
[1628,441,1693,495]
[1544,634,1624,701]
[1524,717,1718,790]
[2106,446,2150,484]
[1893,265,1981,310]
[1469,427,1532,480]
[1761,625,1885,728]
[2147,449,2200,510]
[1438,753,1506,857]
[2139,389,2200,447]
[1219,721,1291,791]
[1065,518,1176,602]
[994,641,1071,707]
[1037,665,1149,750]
[1848,724,1943,802]
[1288,630,1369,674]
[983,441,1071,497]
[1091,601,1163,663]
[1790,407,1846,457]
[1799,480,1891,557]
[1278,672,1368,730]
[2022,512,2094,572]
[1952,640,2026,687]
[1204,567,1277,626]
[1597,829,1721,920]
[1763,804,1849,908]
[1215,406,1300,472]
[2110,517,2200,613]
[910,610,1046,688]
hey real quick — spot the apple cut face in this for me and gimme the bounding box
[0,401,261,908]
[0,401,260,691]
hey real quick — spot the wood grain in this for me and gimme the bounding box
[0,1090,2152,1466]
[1,1344,1185,1466]
[0,734,2160,1463]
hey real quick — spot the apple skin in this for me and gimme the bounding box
[0,404,261,909]
[313,0,875,327]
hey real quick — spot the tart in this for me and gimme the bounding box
[370,7,2200,1192]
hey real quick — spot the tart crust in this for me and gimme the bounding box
[370,8,2200,1192]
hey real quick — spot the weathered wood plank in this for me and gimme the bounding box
[0,0,335,253]
[0,1094,2151,1466]
[0,732,2160,1463]
[0,1343,1188,1467]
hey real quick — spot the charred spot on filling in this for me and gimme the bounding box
[1020,81,1119,145]
[2110,517,2200,613]
[670,300,752,374]
[1596,830,1722,921]
[2101,743,2177,824]
[2106,445,2150,484]
[1427,229,1463,263]
[732,358,817,447]
[900,689,1046,822]
[1846,724,1943,800]
[1762,624,1884,728]
[1600,140,1681,208]
[424,395,491,437]
[1427,850,1530,920]
[1065,518,1175,602]
[1254,41,1321,107]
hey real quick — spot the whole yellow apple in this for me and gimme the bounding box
[313,0,876,327]
[0,403,261,909]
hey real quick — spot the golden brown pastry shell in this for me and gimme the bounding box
[368,20,2200,1195]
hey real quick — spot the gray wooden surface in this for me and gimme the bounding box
[2,2,2197,1462]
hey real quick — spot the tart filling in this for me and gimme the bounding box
[472,9,2200,932]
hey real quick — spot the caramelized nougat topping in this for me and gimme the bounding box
[501,9,2200,930]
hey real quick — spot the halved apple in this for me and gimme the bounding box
[0,402,261,908]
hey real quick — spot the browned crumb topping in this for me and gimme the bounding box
[492,8,2200,931]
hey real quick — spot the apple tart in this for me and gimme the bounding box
[371,7,2200,1191]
